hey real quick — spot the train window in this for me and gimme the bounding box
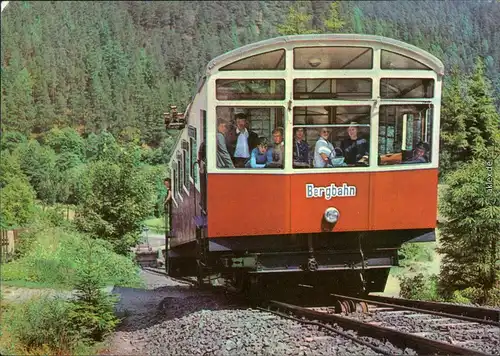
[220,49,285,71]
[378,105,433,166]
[216,79,285,100]
[172,167,177,197]
[190,137,197,184]
[183,149,190,190]
[380,78,434,99]
[215,106,285,170]
[294,78,372,100]
[294,47,373,69]
[177,158,183,196]
[381,50,431,70]
[292,106,371,168]
[176,160,181,198]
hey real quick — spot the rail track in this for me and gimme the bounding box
[363,294,500,323]
[259,296,498,356]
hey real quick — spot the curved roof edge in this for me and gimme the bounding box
[205,34,445,76]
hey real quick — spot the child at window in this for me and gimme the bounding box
[245,137,272,168]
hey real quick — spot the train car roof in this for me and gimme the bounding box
[204,34,445,77]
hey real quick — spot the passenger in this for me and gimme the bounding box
[267,127,285,168]
[340,123,369,165]
[225,113,259,168]
[216,117,235,169]
[245,137,272,168]
[314,127,335,168]
[162,178,172,235]
[404,141,430,164]
[198,142,207,214]
[293,127,309,167]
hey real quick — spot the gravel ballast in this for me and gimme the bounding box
[105,270,390,355]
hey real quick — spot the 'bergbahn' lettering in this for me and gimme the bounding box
[305,183,357,200]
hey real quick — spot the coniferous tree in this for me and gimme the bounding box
[440,70,469,175]
[438,57,500,305]
[276,2,319,35]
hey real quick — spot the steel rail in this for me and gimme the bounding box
[365,294,500,323]
[268,300,491,356]
[331,293,500,327]
[257,306,392,355]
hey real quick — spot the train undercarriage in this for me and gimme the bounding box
[166,228,435,297]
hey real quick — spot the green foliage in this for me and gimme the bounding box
[2,226,144,289]
[4,296,77,353]
[0,151,36,228]
[450,287,500,307]
[464,58,500,160]
[439,70,469,176]
[398,242,434,268]
[399,273,441,301]
[323,2,345,32]
[14,139,61,205]
[351,7,365,33]
[276,2,319,35]
[85,131,121,162]
[74,151,157,254]
[43,127,85,160]
[2,1,500,144]
[0,131,27,152]
[67,239,120,342]
[438,158,500,304]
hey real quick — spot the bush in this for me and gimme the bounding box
[67,240,120,342]
[399,273,441,301]
[449,287,500,306]
[4,296,78,354]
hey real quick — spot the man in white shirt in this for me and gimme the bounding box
[314,127,335,168]
[226,113,259,168]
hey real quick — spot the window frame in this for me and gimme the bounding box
[292,105,372,169]
[219,49,286,71]
[214,105,287,171]
[377,104,434,166]
[293,46,374,70]
[216,79,286,101]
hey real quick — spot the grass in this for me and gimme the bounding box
[1,279,71,290]
[1,226,144,289]
[381,230,442,297]
[142,217,165,234]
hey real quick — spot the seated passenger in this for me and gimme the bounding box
[293,127,309,168]
[314,127,335,168]
[340,123,369,165]
[267,127,285,168]
[404,141,430,164]
[245,137,272,168]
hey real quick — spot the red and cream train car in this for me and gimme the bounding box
[166,34,443,295]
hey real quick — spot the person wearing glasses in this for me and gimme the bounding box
[314,127,335,168]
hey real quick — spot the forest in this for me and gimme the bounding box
[1,1,500,146]
[0,1,499,354]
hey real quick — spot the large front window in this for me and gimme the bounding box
[215,106,285,170]
[293,106,371,168]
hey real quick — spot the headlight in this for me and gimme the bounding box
[324,207,340,224]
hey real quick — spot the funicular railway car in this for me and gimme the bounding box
[165,34,443,296]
